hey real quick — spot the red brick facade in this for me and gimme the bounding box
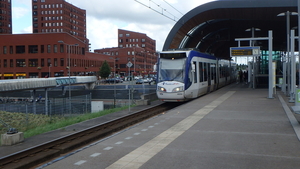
[0,0,12,34]
[0,33,112,79]
[94,29,157,77]
[32,0,88,47]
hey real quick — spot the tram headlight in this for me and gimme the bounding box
[172,86,184,92]
[158,86,166,92]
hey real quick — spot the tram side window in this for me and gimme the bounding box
[211,63,216,80]
[199,62,203,82]
[193,62,197,83]
[219,64,222,78]
[207,63,211,81]
[204,63,208,81]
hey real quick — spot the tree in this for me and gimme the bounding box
[99,60,111,79]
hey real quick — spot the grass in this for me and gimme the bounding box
[0,105,133,143]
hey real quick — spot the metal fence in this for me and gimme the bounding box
[0,94,92,116]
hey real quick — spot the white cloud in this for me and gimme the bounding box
[12,7,30,19]
[12,0,215,51]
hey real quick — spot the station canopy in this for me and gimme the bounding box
[163,0,299,59]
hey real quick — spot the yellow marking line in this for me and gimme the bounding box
[106,91,235,169]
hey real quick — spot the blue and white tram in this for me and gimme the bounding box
[156,49,236,102]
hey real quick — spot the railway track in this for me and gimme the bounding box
[0,102,181,169]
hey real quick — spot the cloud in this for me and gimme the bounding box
[12,7,30,19]
[11,0,214,51]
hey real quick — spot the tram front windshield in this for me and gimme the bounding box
[158,57,186,83]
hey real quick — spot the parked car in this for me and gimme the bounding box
[106,78,120,83]
[136,79,144,84]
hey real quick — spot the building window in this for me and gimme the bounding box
[16,46,25,54]
[126,34,130,37]
[41,45,44,53]
[60,58,64,66]
[41,0,45,2]
[33,5,38,9]
[33,17,38,22]
[4,59,7,67]
[29,45,38,53]
[54,44,57,53]
[142,39,145,42]
[3,46,6,54]
[33,11,37,16]
[9,46,13,54]
[29,59,38,67]
[119,34,123,37]
[47,58,51,66]
[60,44,64,53]
[54,58,58,66]
[16,59,26,67]
[47,45,51,53]
[41,59,44,67]
[10,59,13,67]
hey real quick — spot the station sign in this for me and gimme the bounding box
[230,46,260,57]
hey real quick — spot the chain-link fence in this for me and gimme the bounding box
[0,94,92,116]
[0,94,92,135]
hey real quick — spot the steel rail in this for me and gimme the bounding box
[0,103,179,169]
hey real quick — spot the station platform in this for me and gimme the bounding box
[3,83,300,168]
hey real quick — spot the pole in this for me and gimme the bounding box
[114,58,116,108]
[287,11,291,97]
[134,47,136,73]
[129,66,131,112]
[290,30,295,102]
[68,45,71,114]
[268,30,274,99]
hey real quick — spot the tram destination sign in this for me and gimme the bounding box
[230,46,260,57]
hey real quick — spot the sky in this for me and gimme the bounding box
[12,0,215,52]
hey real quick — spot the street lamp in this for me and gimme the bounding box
[58,40,79,113]
[109,57,116,108]
[277,11,298,99]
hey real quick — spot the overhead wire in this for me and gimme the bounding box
[161,0,184,16]
[134,0,183,22]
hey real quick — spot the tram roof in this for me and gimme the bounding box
[163,0,298,59]
[0,76,97,92]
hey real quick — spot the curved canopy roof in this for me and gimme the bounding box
[163,0,298,59]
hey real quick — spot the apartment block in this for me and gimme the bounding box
[32,0,88,44]
[95,29,157,77]
[0,0,12,34]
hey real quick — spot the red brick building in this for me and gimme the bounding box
[94,29,157,77]
[0,33,112,79]
[31,0,88,48]
[0,0,12,34]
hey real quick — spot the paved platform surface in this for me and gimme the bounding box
[3,83,300,169]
